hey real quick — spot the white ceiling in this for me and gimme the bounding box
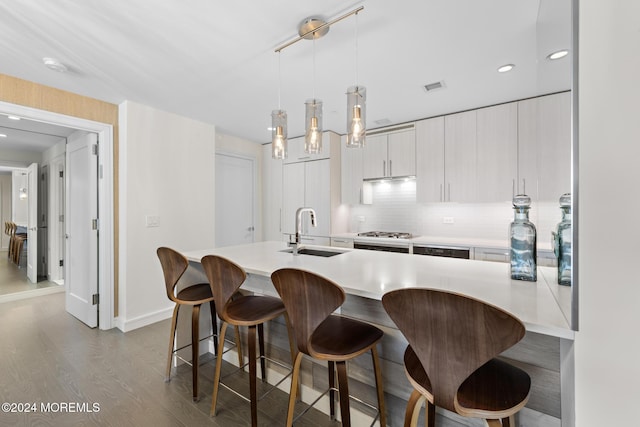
[0,0,572,150]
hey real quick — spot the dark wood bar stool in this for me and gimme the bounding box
[157,247,223,402]
[200,255,296,427]
[382,288,531,427]
[271,268,386,427]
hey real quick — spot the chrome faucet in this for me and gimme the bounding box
[290,207,317,255]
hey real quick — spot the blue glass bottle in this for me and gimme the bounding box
[510,194,537,281]
[552,193,572,285]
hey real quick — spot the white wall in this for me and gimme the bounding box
[576,1,640,425]
[11,170,28,225]
[118,101,216,331]
[0,174,11,249]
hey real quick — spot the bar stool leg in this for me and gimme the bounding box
[426,399,435,427]
[235,325,243,366]
[285,352,303,427]
[209,300,218,354]
[211,322,229,416]
[336,361,351,427]
[191,304,201,402]
[248,324,258,427]
[258,323,266,381]
[371,346,387,427]
[328,361,336,420]
[404,389,426,427]
[165,304,180,382]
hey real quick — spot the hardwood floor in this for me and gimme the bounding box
[0,250,59,298]
[0,292,339,426]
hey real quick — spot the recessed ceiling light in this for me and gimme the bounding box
[0,134,7,138]
[7,115,20,121]
[497,64,515,73]
[267,127,275,131]
[547,49,569,60]
[42,57,68,73]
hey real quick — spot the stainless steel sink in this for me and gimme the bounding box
[280,247,347,257]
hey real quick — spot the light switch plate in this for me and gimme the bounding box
[443,217,454,224]
[146,215,160,227]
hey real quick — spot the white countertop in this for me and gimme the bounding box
[184,241,573,339]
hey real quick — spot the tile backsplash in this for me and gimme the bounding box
[346,180,563,247]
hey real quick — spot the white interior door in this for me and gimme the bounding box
[215,153,255,247]
[65,131,98,328]
[26,163,38,283]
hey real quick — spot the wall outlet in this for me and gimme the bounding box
[357,216,366,222]
[145,215,160,227]
[443,216,454,224]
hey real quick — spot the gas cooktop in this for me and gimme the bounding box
[357,231,413,239]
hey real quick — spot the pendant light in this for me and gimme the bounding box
[305,37,323,154]
[272,51,288,159]
[346,11,366,148]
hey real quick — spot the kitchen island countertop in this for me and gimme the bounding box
[183,241,573,339]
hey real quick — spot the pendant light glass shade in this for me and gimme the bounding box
[346,85,366,147]
[304,99,323,154]
[271,109,288,159]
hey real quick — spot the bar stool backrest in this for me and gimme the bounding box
[271,268,345,357]
[200,255,247,321]
[382,288,525,414]
[157,247,189,303]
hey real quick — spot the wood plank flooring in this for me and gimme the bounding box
[0,250,59,297]
[0,292,339,426]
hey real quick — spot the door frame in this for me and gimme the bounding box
[215,151,258,244]
[0,101,114,330]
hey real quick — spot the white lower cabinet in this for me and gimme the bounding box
[330,237,354,248]
[473,247,510,263]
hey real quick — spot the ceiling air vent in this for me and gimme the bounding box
[423,81,445,92]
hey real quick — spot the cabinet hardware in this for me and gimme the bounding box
[382,160,386,177]
[389,160,393,177]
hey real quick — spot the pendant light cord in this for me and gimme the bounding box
[312,36,316,101]
[355,12,359,88]
[278,51,282,109]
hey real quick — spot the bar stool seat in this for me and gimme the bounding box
[271,268,386,427]
[310,315,383,360]
[382,288,531,427]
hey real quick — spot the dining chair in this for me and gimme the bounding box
[200,254,296,427]
[382,288,531,427]
[271,267,386,427]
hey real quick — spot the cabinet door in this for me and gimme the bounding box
[517,97,538,198]
[304,160,331,236]
[388,129,416,177]
[416,117,445,202]
[282,162,305,235]
[537,92,571,201]
[341,134,364,204]
[283,133,331,164]
[261,144,283,241]
[476,103,518,201]
[445,110,477,202]
[362,134,388,179]
[518,92,571,201]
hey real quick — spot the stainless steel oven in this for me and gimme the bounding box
[354,231,412,253]
[412,245,470,259]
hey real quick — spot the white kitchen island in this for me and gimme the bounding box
[183,241,574,427]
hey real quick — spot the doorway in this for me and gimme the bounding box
[215,153,256,247]
[0,101,114,330]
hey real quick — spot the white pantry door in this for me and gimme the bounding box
[26,163,38,283]
[65,132,99,328]
[215,153,255,247]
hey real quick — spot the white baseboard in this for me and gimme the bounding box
[117,306,174,332]
[0,285,64,305]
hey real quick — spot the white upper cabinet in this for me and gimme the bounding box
[444,110,478,202]
[518,92,572,201]
[476,102,518,202]
[261,144,283,241]
[283,133,331,164]
[416,116,445,202]
[362,128,416,179]
[341,134,364,204]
